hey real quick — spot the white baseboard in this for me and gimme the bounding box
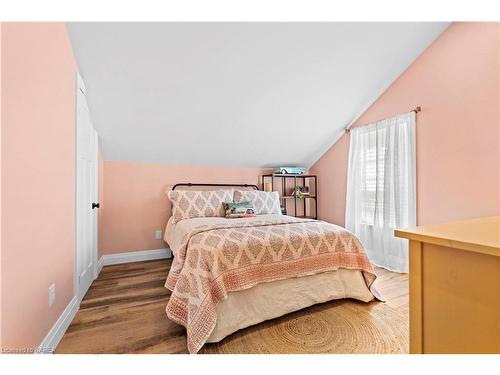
[100,248,172,267]
[95,256,105,277]
[37,296,79,354]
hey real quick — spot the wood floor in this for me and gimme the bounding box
[56,259,409,354]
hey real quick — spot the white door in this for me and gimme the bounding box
[76,74,98,301]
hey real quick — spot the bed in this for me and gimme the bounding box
[164,183,379,354]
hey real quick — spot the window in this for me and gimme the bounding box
[345,112,416,272]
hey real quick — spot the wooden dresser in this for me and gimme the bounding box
[395,216,500,354]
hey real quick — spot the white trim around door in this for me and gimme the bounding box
[75,72,99,303]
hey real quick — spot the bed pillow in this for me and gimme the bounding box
[167,189,233,223]
[233,190,281,215]
[223,201,256,219]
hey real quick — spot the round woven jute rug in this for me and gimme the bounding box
[201,299,408,354]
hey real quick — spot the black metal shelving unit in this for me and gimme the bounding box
[261,174,317,219]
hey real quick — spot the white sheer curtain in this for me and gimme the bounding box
[345,112,416,272]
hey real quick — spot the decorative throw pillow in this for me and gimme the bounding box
[223,201,256,218]
[233,190,281,215]
[167,189,233,223]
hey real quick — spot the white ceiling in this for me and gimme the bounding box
[67,22,449,167]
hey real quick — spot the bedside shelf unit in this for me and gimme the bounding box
[261,174,317,219]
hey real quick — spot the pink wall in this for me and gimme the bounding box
[1,23,76,350]
[310,22,500,227]
[310,134,350,226]
[100,161,271,254]
[0,22,3,350]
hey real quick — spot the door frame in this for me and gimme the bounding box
[74,72,99,302]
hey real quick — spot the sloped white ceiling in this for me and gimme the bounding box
[67,22,448,167]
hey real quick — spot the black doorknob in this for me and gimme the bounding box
[92,202,100,209]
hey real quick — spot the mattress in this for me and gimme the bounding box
[207,268,373,343]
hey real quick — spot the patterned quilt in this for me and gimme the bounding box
[165,217,376,354]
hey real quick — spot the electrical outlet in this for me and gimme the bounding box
[48,284,56,307]
[155,230,163,240]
